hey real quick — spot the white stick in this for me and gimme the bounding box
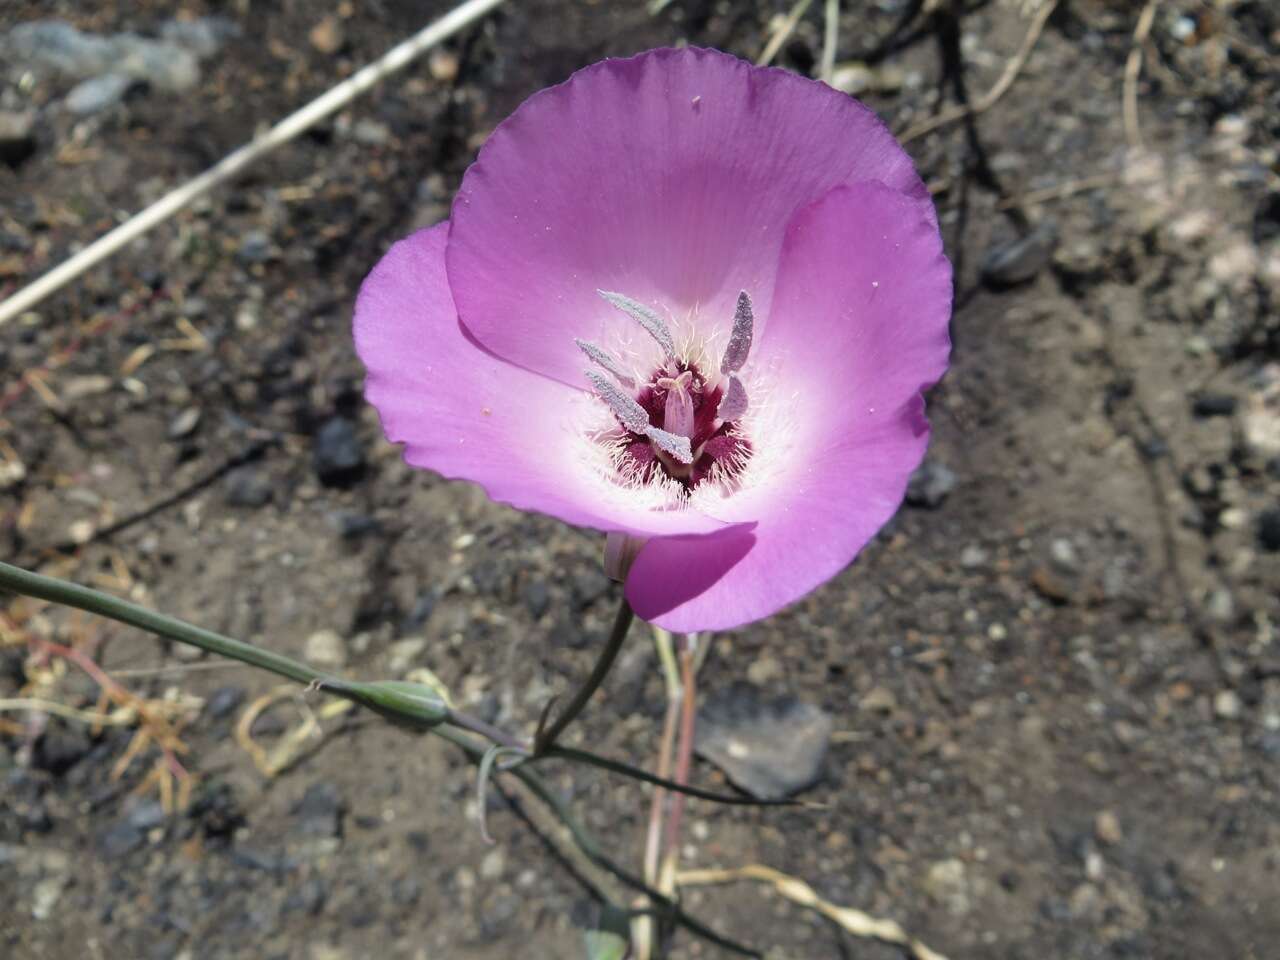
[0,0,507,327]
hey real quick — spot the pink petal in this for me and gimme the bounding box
[447,47,930,387]
[354,224,739,539]
[626,184,951,630]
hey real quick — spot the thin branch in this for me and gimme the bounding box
[1123,0,1160,151]
[820,0,841,84]
[0,0,507,326]
[757,0,815,67]
[899,0,1059,143]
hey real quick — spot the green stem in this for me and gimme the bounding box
[535,595,634,754]
[0,559,320,685]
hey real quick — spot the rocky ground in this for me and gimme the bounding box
[1,1,1278,958]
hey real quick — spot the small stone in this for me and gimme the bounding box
[168,407,201,439]
[922,858,971,916]
[293,782,345,838]
[428,48,459,82]
[206,685,245,719]
[304,629,346,668]
[1258,508,1280,552]
[31,875,67,920]
[225,466,273,508]
[387,637,426,674]
[1191,393,1236,418]
[480,847,506,880]
[1095,810,1123,846]
[1049,538,1079,572]
[65,73,132,114]
[746,656,783,685]
[981,223,1057,287]
[695,684,832,799]
[522,580,550,619]
[160,18,239,58]
[312,417,366,487]
[236,230,272,264]
[959,544,988,568]
[1214,689,1243,720]
[98,819,144,857]
[0,109,37,167]
[905,459,957,509]
[308,16,345,54]
[859,685,897,713]
[351,119,390,145]
[328,510,378,540]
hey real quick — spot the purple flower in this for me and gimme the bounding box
[355,48,951,631]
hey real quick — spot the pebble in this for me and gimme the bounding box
[206,685,246,719]
[292,782,345,838]
[327,510,379,540]
[66,73,132,114]
[4,20,202,91]
[98,818,144,857]
[0,109,37,167]
[1191,393,1236,418]
[1049,537,1079,572]
[922,858,971,916]
[168,407,201,439]
[236,231,272,264]
[1214,689,1243,720]
[1095,810,1123,846]
[225,465,273,508]
[1258,508,1280,552]
[905,459,957,509]
[387,637,427,674]
[304,629,346,668]
[160,17,239,59]
[694,684,832,799]
[308,16,345,55]
[959,544,989,568]
[522,579,550,619]
[312,417,366,487]
[859,685,898,713]
[981,223,1057,287]
[428,48,460,82]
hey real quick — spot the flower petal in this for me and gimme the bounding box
[626,183,952,630]
[354,224,739,539]
[447,47,930,387]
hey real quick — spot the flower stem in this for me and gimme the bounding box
[534,594,634,754]
[660,637,699,885]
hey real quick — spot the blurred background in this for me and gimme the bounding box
[1,1,1277,957]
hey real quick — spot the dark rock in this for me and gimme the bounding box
[981,223,1058,287]
[401,591,436,632]
[523,579,550,619]
[391,876,421,906]
[98,819,144,857]
[1191,393,1236,418]
[225,466,273,508]
[328,510,379,540]
[1258,508,1280,552]
[236,231,272,264]
[206,685,246,720]
[312,417,366,487]
[189,781,244,840]
[571,570,610,609]
[906,459,957,509]
[283,876,327,915]
[33,725,92,775]
[126,799,167,831]
[694,683,833,799]
[0,110,37,167]
[292,782,345,838]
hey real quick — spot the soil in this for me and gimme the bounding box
[2,1,1279,959]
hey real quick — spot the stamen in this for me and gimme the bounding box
[598,290,675,359]
[585,370,651,434]
[716,374,748,422]
[575,338,635,387]
[720,291,754,374]
[647,426,694,464]
[657,370,695,438]
[585,370,694,465]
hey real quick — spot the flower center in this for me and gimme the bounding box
[576,291,756,493]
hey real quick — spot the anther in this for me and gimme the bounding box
[716,374,748,422]
[720,291,754,374]
[598,290,675,359]
[586,370,694,464]
[575,338,635,387]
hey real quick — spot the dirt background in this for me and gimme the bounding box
[2,1,1279,958]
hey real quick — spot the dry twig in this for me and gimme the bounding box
[1123,0,1160,151]
[900,0,1060,143]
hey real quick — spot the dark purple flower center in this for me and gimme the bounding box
[624,360,752,489]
